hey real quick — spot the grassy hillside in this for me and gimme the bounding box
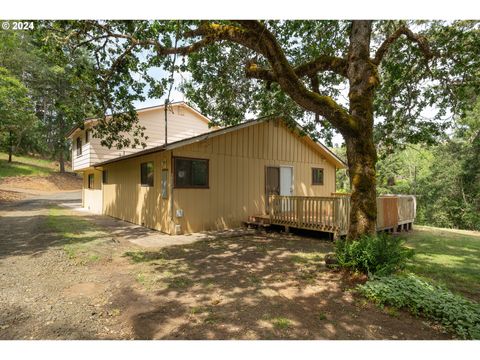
[0,152,60,178]
[402,225,480,302]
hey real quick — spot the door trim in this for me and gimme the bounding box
[265,165,294,214]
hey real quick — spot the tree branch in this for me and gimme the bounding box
[69,20,357,135]
[373,26,435,65]
[297,55,348,78]
[245,54,348,82]
[237,21,355,135]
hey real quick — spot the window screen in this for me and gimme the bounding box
[88,173,94,189]
[174,157,209,188]
[140,162,154,187]
[312,168,324,185]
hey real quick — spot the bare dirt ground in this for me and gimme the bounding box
[0,173,82,202]
[0,189,26,202]
[0,172,82,204]
[0,190,452,340]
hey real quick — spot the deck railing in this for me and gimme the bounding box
[269,195,351,234]
[268,194,415,236]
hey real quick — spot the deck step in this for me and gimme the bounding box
[244,215,272,229]
[244,221,271,228]
[248,215,271,224]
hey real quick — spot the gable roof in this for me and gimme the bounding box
[65,101,212,139]
[94,116,347,169]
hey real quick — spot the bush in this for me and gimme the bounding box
[358,274,480,339]
[334,233,414,276]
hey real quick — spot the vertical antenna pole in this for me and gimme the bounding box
[164,98,168,145]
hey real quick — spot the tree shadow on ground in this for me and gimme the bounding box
[112,234,450,340]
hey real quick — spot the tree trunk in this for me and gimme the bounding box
[345,20,379,239]
[345,135,377,238]
[8,130,13,163]
[59,148,65,173]
[58,113,66,173]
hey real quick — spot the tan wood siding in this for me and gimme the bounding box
[101,119,338,234]
[102,152,171,233]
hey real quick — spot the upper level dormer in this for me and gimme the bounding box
[67,102,217,171]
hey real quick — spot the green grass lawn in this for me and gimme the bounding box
[0,152,57,178]
[402,225,480,302]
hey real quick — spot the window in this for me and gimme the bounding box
[88,173,94,189]
[76,137,82,156]
[312,168,324,185]
[85,129,91,143]
[140,162,154,187]
[174,157,209,188]
[102,170,108,184]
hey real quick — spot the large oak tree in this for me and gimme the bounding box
[54,20,480,239]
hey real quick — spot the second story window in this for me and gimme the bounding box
[85,129,91,143]
[76,137,82,157]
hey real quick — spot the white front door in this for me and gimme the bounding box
[280,166,293,212]
[280,166,293,196]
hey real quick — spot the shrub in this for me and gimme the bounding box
[335,233,414,276]
[358,274,480,339]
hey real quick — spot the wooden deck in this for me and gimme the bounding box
[247,194,416,238]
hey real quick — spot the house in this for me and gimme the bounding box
[67,102,216,214]
[67,101,348,235]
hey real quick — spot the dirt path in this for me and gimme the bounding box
[0,192,138,339]
[0,192,452,340]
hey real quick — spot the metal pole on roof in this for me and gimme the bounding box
[164,98,168,145]
[164,22,180,146]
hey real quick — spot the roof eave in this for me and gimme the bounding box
[65,101,213,139]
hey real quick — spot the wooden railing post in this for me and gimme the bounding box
[333,198,337,228]
[269,195,274,222]
[297,197,302,227]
